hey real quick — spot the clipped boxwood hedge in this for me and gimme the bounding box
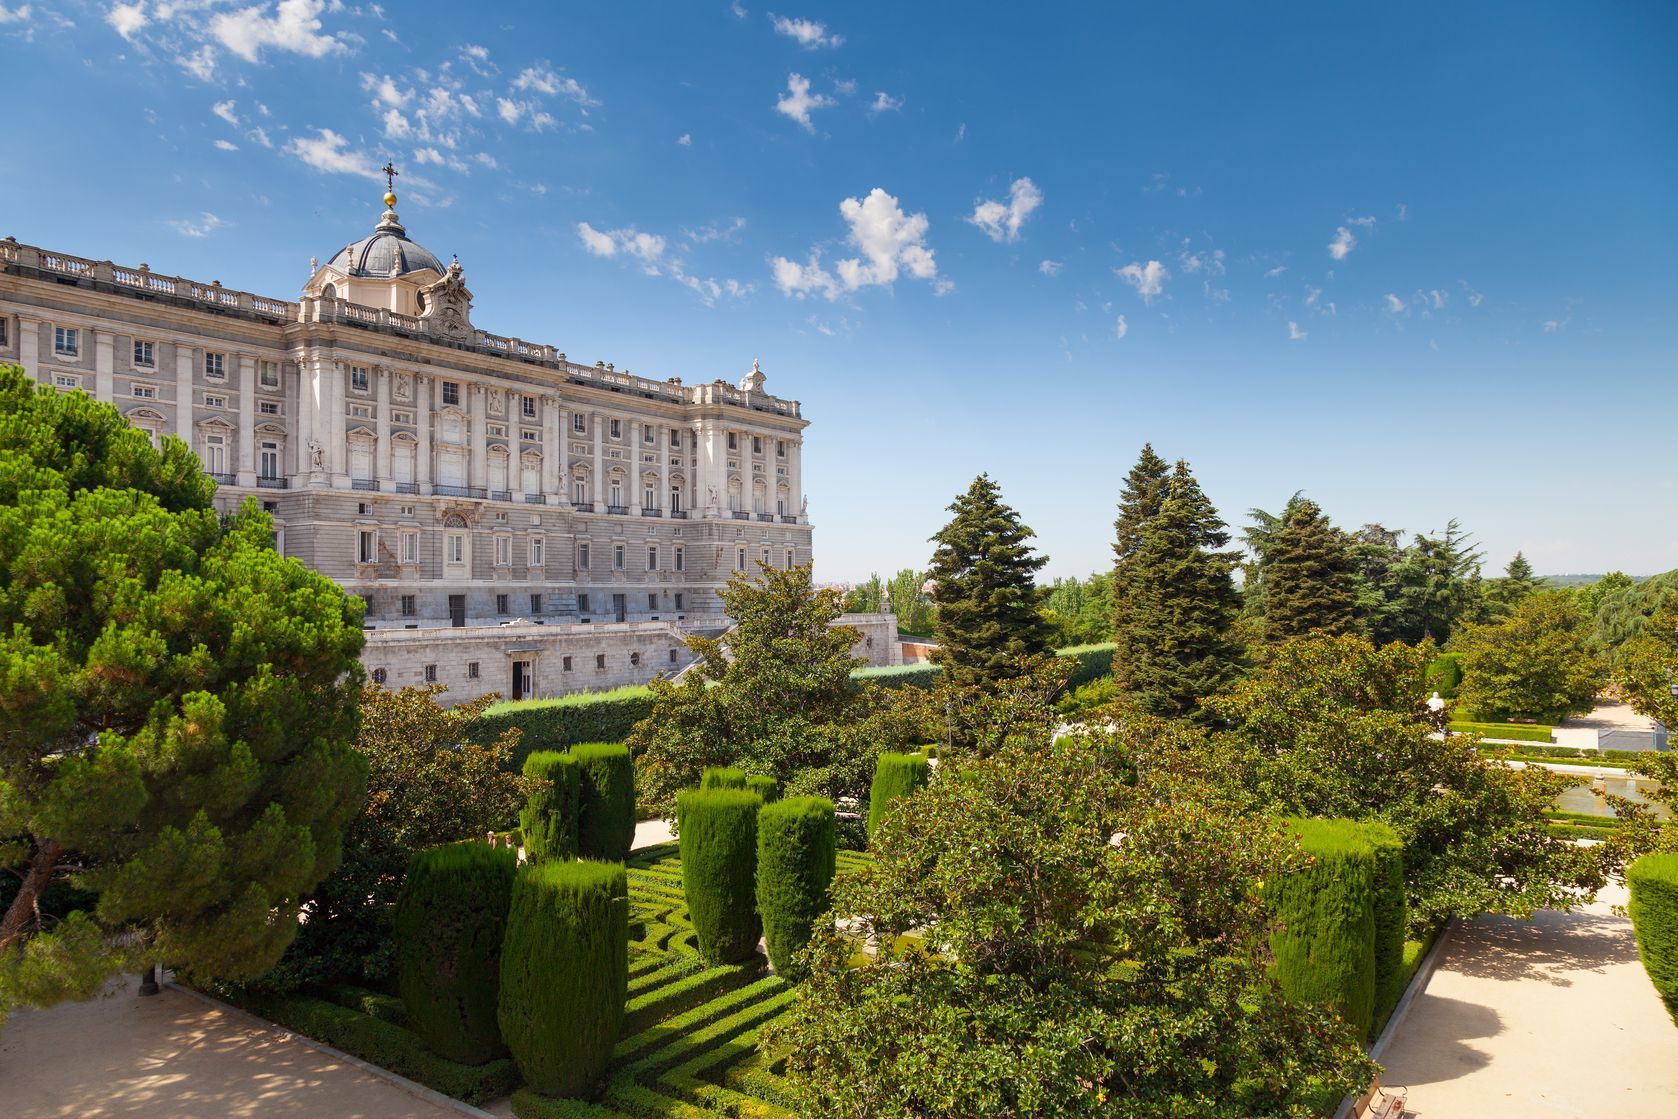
[1448,720,1554,743]
[571,743,636,862]
[1363,821,1408,1025]
[867,751,930,841]
[522,751,581,863]
[395,842,519,1065]
[677,788,763,964]
[472,687,655,770]
[745,774,780,803]
[756,796,836,979]
[701,766,747,790]
[852,643,1117,694]
[499,860,629,1099]
[1057,642,1118,690]
[1425,652,1465,698]
[1628,852,1678,1025]
[1270,818,1380,1040]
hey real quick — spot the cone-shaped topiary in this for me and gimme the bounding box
[867,751,930,840]
[1364,821,1408,1025]
[756,796,836,979]
[568,743,635,861]
[395,842,518,1065]
[746,774,780,802]
[1269,818,1378,1040]
[701,766,747,790]
[1628,852,1678,1025]
[677,788,763,963]
[497,860,628,1098]
[520,751,580,863]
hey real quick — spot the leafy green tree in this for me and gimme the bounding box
[1454,594,1606,723]
[1262,499,1358,641]
[927,475,1052,688]
[768,724,1375,1117]
[1385,520,1483,644]
[1579,570,1637,621]
[1112,460,1244,719]
[266,684,530,989]
[1348,523,1408,642]
[1205,635,1600,931]
[842,572,884,614]
[0,365,366,1023]
[884,568,936,636]
[1617,605,1678,733]
[1042,571,1116,647]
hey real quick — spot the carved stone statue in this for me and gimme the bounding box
[800,495,808,516]
[308,438,325,469]
[707,485,718,507]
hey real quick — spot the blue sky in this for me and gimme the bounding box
[3,1,1675,582]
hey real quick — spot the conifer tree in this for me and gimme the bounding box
[1111,460,1244,718]
[1263,499,1358,641]
[928,474,1051,688]
[1112,443,1171,564]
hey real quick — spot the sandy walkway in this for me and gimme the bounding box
[0,982,475,1119]
[1380,885,1678,1118]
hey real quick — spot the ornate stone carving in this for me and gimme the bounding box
[418,258,474,342]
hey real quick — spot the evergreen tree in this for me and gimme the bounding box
[1386,520,1483,644]
[928,474,1051,688]
[1239,490,1308,622]
[1263,499,1358,641]
[1112,443,1171,564]
[1111,460,1244,718]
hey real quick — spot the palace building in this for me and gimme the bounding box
[0,182,896,701]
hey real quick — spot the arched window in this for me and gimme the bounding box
[322,282,338,300]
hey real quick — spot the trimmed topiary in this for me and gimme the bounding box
[520,751,581,863]
[394,842,518,1065]
[745,774,780,802]
[1364,820,1408,1025]
[497,860,629,1098]
[701,766,747,790]
[676,788,763,963]
[569,743,635,861]
[1270,818,1379,1041]
[756,796,836,979]
[867,751,930,840]
[1628,851,1678,1025]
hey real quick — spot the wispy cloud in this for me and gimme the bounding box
[771,15,843,48]
[107,2,146,39]
[285,128,378,178]
[867,91,903,115]
[1115,314,1128,340]
[677,133,692,146]
[1384,293,1407,313]
[966,177,1043,243]
[1116,259,1168,303]
[1039,260,1062,277]
[1288,321,1307,340]
[1264,265,1287,279]
[772,187,947,300]
[169,212,226,238]
[774,72,834,131]
[1328,226,1357,261]
[576,221,750,305]
[210,0,349,64]
[212,99,240,126]
[213,138,238,151]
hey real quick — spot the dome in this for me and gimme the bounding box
[326,210,444,278]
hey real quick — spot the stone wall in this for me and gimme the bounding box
[836,612,903,668]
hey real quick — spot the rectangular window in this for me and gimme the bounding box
[670,428,681,447]
[777,440,786,457]
[670,487,683,514]
[358,529,376,563]
[648,593,658,611]
[133,340,154,367]
[596,654,606,670]
[738,548,746,571]
[572,413,586,433]
[530,594,542,615]
[643,426,655,443]
[259,442,279,479]
[351,366,369,392]
[675,546,684,572]
[53,374,77,390]
[573,478,587,504]
[578,543,591,570]
[259,360,280,388]
[495,536,511,566]
[401,532,418,564]
[468,661,480,679]
[259,400,280,414]
[0,319,8,346]
[522,395,537,418]
[424,664,438,683]
[131,383,155,399]
[442,381,460,406]
[521,429,539,442]
[648,546,658,571]
[530,537,545,566]
[563,655,573,671]
[447,533,465,565]
[610,418,622,439]
[670,648,679,663]
[204,394,226,408]
[578,593,591,614]
[400,594,416,617]
[753,436,762,454]
[643,486,656,511]
[54,326,78,356]
[393,410,413,424]
[614,545,625,570]
[496,593,509,614]
[204,352,226,379]
[204,434,226,474]
[727,432,738,450]
[674,592,684,610]
[349,404,370,418]
[787,549,795,567]
[488,424,506,437]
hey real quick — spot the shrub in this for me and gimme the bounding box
[498,860,629,1098]
[1448,720,1554,744]
[1270,818,1379,1041]
[521,752,581,862]
[701,766,748,790]
[867,752,930,840]
[746,775,780,802]
[1364,821,1408,1024]
[756,797,837,979]
[394,842,518,1065]
[852,662,942,691]
[677,788,764,964]
[1057,642,1118,690]
[570,743,636,861]
[1426,652,1465,698]
[1628,852,1678,1025]
[472,687,656,769]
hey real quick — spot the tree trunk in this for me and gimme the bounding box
[0,839,63,952]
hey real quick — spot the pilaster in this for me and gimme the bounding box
[236,353,256,486]
[415,373,432,494]
[174,343,194,441]
[94,330,114,404]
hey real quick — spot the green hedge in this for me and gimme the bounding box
[499,860,629,1098]
[700,766,747,790]
[473,687,656,769]
[756,797,836,979]
[1628,852,1678,1025]
[1425,652,1465,698]
[1270,818,1380,1041]
[676,788,763,964]
[395,842,518,1065]
[1449,720,1554,743]
[867,752,930,841]
[522,752,582,863]
[851,643,1118,694]
[745,775,780,803]
[571,743,636,862]
[1364,821,1408,1025]
[1057,642,1118,690]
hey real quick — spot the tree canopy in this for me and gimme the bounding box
[1261,499,1358,641]
[1453,594,1606,723]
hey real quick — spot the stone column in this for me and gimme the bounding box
[556,403,570,503]
[236,354,256,486]
[294,353,315,479]
[542,396,560,501]
[375,367,392,482]
[591,411,604,508]
[415,374,432,494]
[469,383,488,491]
[630,420,644,515]
[94,330,114,404]
[17,316,39,378]
[328,360,348,488]
[658,419,670,515]
[789,438,802,523]
[174,343,195,442]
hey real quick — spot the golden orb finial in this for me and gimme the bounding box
[384,190,397,208]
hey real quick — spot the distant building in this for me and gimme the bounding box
[0,180,846,701]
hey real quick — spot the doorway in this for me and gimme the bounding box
[448,594,466,627]
[612,594,626,623]
[511,659,532,701]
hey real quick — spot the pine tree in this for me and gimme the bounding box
[1113,443,1171,564]
[1263,500,1359,641]
[1111,460,1244,718]
[928,474,1051,688]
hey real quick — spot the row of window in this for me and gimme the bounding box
[47,327,285,389]
[371,647,682,688]
[357,525,798,575]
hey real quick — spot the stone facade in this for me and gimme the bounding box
[0,190,833,700]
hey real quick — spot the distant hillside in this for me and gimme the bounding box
[1540,573,1653,587]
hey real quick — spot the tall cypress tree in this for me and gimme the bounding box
[1111,460,1244,718]
[1263,499,1359,641]
[928,474,1051,688]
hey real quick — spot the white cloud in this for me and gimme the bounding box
[577,221,746,304]
[177,43,217,83]
[868,91,902,114]
[684,217,746,244]
[497,98,521,124]
[1305,285,1322,307]
[212,99,239,126]
[1464,285,1484,307]
[966,177,1043,243]
[472,152,498,169]
[1288,321,1307,340]
[1116,259,1168,303]
[511,65,595,106]
[731,0,746,17]
[361,72,410,109]
[1264,265,1287,279]
[1542,317,1567,332]
[1348,215,1377,228]
[210,0,348,63]
[285,128,376,177]
[0,4,31,24]
[246,125,273,147]
[577,222,617,257]
[774,73,834,132]
[382,107,410,138]
[169,212,225,238]
[1178,247,1225,275]
[1385,293,1406,313]
[1039,259,1061,277]
[459,43,494,76]
[677,133,692,146]
[771,15,843,48]
[213,138,238,151]
[107,2,146,38]
[772,254,840,300]
[1328,226,1357,261]
[1427,289,1447,310]
[1397,203,1408,221]
[1115,314,1128,340]
[412,146,444,166]
[773,187,945,299]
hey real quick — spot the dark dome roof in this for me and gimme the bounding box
[327,211,444,278]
